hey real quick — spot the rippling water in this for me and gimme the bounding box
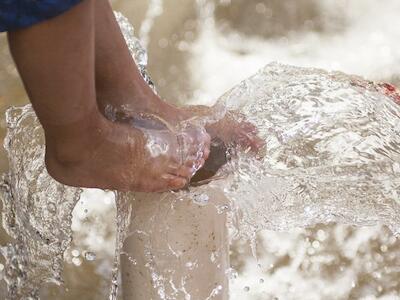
[2,9,400,299]
[1,1,400,299]
[214,64,400,236]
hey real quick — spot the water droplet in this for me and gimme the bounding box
[243,286,250,292]
[84,251,96,261]
[47,202,56,214]
[71,249,80,257]
[193,193,209,206]
[72,257,82,266]
[216,204,229,214]
[312,240,320,249]
[226,268,238,279]
[259,278,264,284]
[210,252,217,262]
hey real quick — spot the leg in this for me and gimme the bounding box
[7,0,209,192]
[92,0,265,155]
[93,0,181,122]
[121,189,230,300]
[8,0,97,129]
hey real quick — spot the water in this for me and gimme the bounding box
[209,63,400,239]
[0,106,81,299]
[188,2,400,298]
[1,10,400,298]
[2,3,400,299]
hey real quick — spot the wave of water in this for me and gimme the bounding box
[1,11,400,300]
[207,63,400,238]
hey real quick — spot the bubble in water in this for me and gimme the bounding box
[216,204,229,214]
[244,286,250,292]
[185,261,195,269]
[71,249,80,257]
[209,251,220,263]
[84,251,96,261]
[226,267,238,279]
[192,193,209,206]
[312,240,320,249]
[47,202,56,214]
[72,257,82,266]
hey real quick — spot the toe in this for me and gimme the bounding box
[161,174,188,190]
[171,166,194,178]
[185,157,206,172]
[203,147,210,160]
[236,129,265,153]
[170,177,187,189]
[240,121,258,133]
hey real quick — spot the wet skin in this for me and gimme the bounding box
[7,0,263,192]
[93,0,264,152]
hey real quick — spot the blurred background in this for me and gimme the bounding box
[1,0,400,299]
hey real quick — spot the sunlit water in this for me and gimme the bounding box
[1,8,400,299]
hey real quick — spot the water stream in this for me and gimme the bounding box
[1,8,400,300]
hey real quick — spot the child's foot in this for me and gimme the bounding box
[44,110,210,192]
[205,112,266,154]
[93,0,262,156]
[100,85,265,155]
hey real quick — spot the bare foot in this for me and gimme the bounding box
[204,111,266,154]
[176,107,265,154]
[44,110,210,192]
[92,0,263,155]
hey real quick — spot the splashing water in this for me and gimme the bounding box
[206,64,400,239]
[0,105,81,299]
[1,11,400,300]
